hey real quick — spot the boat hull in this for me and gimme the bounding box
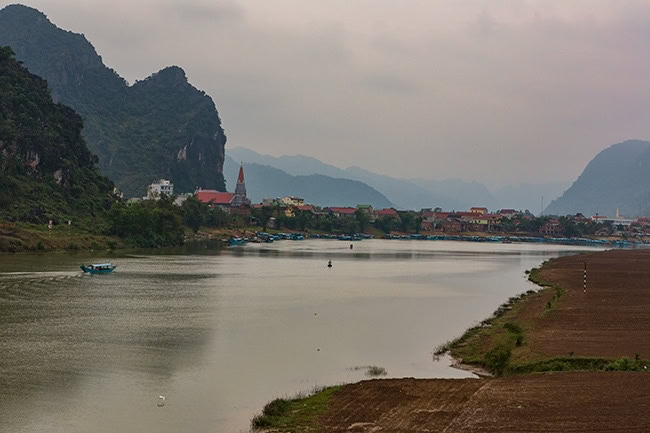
[80,265,116,274]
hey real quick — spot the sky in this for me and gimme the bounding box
[5,0,650,187]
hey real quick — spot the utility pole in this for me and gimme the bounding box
[540,195,544,216]
[584,262,587,293]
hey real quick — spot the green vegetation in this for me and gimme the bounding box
[438,260,650,376]
[0,5,226,198]
[250,386,342,432]
[0,46,231,252]
[0,46,115,228]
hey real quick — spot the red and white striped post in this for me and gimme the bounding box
[583,262,587,293]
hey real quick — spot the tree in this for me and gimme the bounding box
[375,216,397,234]
[355,209,370,233]
[399,212,416,233]
[182,196,205,233]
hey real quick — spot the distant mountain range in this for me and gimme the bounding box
[0,4,226,197]
[223,156,393,208]
[545,140,650,217]
[227,147,569,212]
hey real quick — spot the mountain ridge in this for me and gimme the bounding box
[227,146,569,212]
[0,45,115,225]
[0,4,226,197]
[223,156,393,208]
[544,139,650,217]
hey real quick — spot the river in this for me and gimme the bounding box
[0,240,598,433]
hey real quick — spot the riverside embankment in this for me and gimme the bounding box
[252,248,650,432]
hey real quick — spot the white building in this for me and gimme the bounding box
[147,179,174,200]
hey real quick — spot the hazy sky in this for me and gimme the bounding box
[5,0,650,186]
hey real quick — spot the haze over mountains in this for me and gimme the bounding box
[0,4,226,197]
[227,147,569,212]
[545,140,650,217]
[223,157,392,208]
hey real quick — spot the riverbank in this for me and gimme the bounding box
[0,223,124,253]
[250,249,650,432]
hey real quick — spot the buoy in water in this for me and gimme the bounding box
[158,395,166,407]
[327,260,332,268]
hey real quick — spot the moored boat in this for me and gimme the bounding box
[229,237,249,246]
[80,263,116,274]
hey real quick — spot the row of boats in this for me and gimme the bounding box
[229,232,376,246]
[231,232,639,248]
[383,234,635,247]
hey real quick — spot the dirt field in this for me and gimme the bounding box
[318,373,650,432]
[530,249,650,359]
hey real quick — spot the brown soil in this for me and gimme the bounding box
[530,249,650,359]
[319,373,650,432]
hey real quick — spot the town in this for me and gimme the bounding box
[137,167,650,244]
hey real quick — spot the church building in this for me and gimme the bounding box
[195,164,250,209]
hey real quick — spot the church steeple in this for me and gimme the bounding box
[232,164,250,206]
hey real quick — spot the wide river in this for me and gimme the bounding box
[0,240,597,433]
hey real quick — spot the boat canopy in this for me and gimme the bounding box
[91,263,113,267]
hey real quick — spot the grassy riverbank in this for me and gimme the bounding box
[250,386,342,432]
[0,222,124,253]
[442,253,649,375]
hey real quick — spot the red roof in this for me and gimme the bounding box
[195,190,234,205]
[500,209,516,214]
[329,207,357,215]
[237,165,245,183]
[376,208,398,216]
[296,205,314,212]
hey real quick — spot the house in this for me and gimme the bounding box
[195,189,236,208]
[439,219,464,233]
[296,205,315,213]
[375,208,398,218]
[279,196,305,207]
[147,179,173,199]
[470,207,488,215]
[540,219,562,236]
[573,213,587,223]
[421,211,436,223]
[499,209,519,219]
[328,207,357,218]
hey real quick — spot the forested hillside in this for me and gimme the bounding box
[0,4,226,197]
[0,46,114,225]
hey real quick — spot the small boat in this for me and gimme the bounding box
[80,263,116,274]
[229,237,248,246]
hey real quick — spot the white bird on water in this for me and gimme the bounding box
[158,395,166,407]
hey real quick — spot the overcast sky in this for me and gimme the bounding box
[6,0,650,186]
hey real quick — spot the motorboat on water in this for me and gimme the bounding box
[80,263,116,274]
